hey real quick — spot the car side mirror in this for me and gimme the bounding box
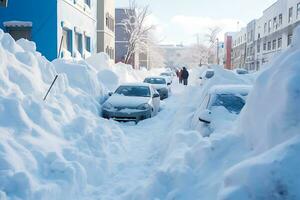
[153,93,160,98]
[198,109,212,124]
[108,92,113,96]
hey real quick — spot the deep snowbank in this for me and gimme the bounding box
[129,27,300,200]
[0,30,132,200]
[219,26,300,200]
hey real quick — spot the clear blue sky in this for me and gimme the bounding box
[116,0,277,44]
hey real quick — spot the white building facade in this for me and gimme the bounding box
[231,0,300,70]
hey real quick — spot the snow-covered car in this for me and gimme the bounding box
[235,68,249,75]
[192,85,251,136]
[102,83,160,123]
[143,76,171,100]
[160,72,174,84]
[199,69,215,85]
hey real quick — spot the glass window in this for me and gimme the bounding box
[210,94,246,114]
[273,17,277,29]
[278,38,282,48]
[263,43,267,51]
[75,32,83,55]
[268,20,272,33]
[288,34,293,46]
[289,7,293,23]
[279,14,283,25]
[62,29,72,53]
[85,0,91,7]
[85,36,91,52]
[115,86,151,97]
[144,78,166,84]
[264,23,267,33]
[297,3,300,18]
[257,43,260,53]
[272,40,276,50]
[268,42,271,50]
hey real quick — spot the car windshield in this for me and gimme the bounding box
[115,86,151,97]
[144,78,166,84]
[160,73,171,76]
[210,93,246,114]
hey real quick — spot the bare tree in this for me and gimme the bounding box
[205,27,221,64]
[122,0,155,66]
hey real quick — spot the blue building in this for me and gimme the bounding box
[0,0,97,61]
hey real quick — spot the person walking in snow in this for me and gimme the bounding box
[182,67,189,86]
[179,68,183,84]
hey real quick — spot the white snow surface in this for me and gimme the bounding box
[0,25,300,200]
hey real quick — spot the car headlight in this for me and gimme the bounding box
[103,102,114,110]
[137,103,151,110]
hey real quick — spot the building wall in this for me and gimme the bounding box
[58,0,97,59]
[115,8,139,69]
[224,34,233,69]
[232,28,247,68]
[231,0,300,70]
[0,0,58,60]
[97,0,115,61]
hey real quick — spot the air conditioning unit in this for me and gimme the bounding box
[0,0,8,7]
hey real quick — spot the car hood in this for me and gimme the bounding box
[106,94,150,108]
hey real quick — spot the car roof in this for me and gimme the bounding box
[209,85,252,95]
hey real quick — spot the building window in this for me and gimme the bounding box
[278,38,282,48]
[85,0,91,7]
[279,14,283,25]
[257,43,260,53]
[272,40,276,50]
[5,26,32,41]
[106,13,115,32]
[267,41,271,50]
[264,23,267,33]
[273,17,277,30]
[85,36,91,52]
[288,34,293,46]
[297,3,300,19]
[268,20,272,33]
[75,32,83,55]
[289,7,293,23]
[263,43,267,51]
[62,29,72,53]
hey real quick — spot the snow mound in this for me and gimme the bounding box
[219,25,300,199]
[0,32,127,199]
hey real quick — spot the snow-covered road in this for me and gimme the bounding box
[89,79,203,199]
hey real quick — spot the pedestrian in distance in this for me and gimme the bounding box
[182,67,189,86]
[179,68,183,84]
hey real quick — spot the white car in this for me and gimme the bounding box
[199,69,215,85]
[191,85,252,136]
[102,83,160,123]
[143,76,171,100]
[160,72,174,85]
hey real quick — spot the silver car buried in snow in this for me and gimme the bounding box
[102,83,160,123]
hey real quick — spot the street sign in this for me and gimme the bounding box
[0,0,8,7]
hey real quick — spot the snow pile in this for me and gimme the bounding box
[0,30,128,200]
[219,26,300,200]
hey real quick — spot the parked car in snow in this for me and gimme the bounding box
[160,72,174,84]
[102,83,160,123]
[143,76,171,100]
[199,69,215,85]
[191,85,251,136]
[235,68,249,75]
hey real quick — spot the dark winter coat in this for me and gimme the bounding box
[182,69,189,79]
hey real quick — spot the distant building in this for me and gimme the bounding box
[224,32,235,69]
[0,0,98,61]
[230,0,300,70]
[97,0,115,62]
[115,8,140,69]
